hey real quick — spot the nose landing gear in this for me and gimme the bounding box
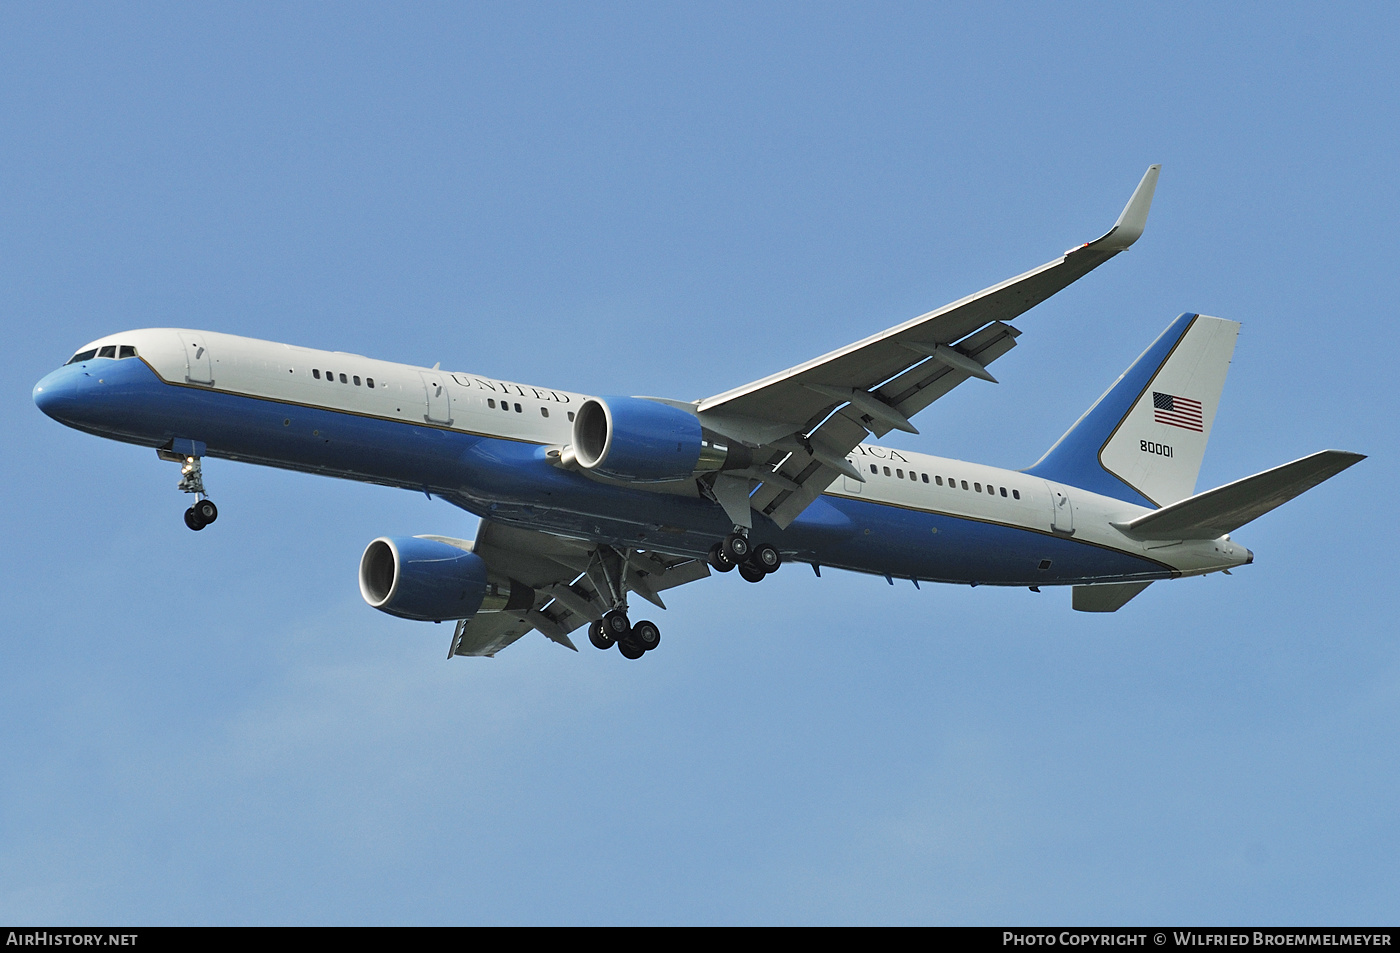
[171,453,218,531]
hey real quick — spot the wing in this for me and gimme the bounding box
[448,520,711,657]
[694,165,1162,529]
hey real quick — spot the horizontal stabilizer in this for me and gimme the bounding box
[1073,581,1152,612]
[1113,450,1365,541]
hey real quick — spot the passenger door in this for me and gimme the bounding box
[1045,482,1075,535]
[420,370,453,425]
[179,333,214,384]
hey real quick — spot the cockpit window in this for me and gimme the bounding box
[98,345,116,358]
[119,345,137,359]
[66,349,98,365]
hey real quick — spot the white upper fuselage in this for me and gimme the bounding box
[64,327,1248,579]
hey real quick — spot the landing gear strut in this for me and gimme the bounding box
[175,455,218,531]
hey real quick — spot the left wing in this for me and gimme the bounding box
[694,166,1161,529]
[448,521,710,657]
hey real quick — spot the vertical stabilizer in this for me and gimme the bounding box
[1025,314,1240,507]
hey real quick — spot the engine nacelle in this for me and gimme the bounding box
[571,396,748,482]
[358,536,534,623]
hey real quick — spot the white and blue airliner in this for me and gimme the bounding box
[33,167,1363,659]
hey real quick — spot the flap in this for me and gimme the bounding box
[450,521,711,657]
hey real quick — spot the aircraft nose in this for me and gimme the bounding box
[32,366,84,421]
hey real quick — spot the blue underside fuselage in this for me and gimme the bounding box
[34,357,1174,587]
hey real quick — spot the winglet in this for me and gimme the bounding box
[1075,164,1161,254]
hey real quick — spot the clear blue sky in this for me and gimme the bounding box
[2,3,1396,925]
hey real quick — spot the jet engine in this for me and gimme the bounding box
[570,396,749,482]
[358,536,534,623]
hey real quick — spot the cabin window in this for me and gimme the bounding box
[119,345,137,359]
[883,467,891,476]
[540,407,549,418]
[896,469,903,478]
[961,480,968,490]
[313,369,321,379]
[1013,489,1021,500]
[98,345,116,358]
[870,464,878,474]
[339,373,347,383]
[1000,487,1007,497]
[487,398,496,409]
[921,473,929,483]
[513,403,521,413]
[568,412,575,422]
[353,376,361,386]
[974,483,982,492]
[367,378,375,388]
[935,476,943,486]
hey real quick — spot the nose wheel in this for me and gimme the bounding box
[184,498,218,531]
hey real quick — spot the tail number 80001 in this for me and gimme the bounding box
[1140,439,1173,458]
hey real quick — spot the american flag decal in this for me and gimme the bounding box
[1153,391,1204,432]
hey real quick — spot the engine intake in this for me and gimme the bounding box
[359,536,534,623]
[572,396,748,482]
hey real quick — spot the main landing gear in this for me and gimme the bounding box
[175,455,219,532]
[708,531,781,583]
[582,546,662,661]
[588,610,661,661]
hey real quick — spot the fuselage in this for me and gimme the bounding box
[32,328,1250,588]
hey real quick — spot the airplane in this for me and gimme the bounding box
[32,166,1364,660]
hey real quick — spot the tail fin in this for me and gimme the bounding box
[1024,313,1240,507]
